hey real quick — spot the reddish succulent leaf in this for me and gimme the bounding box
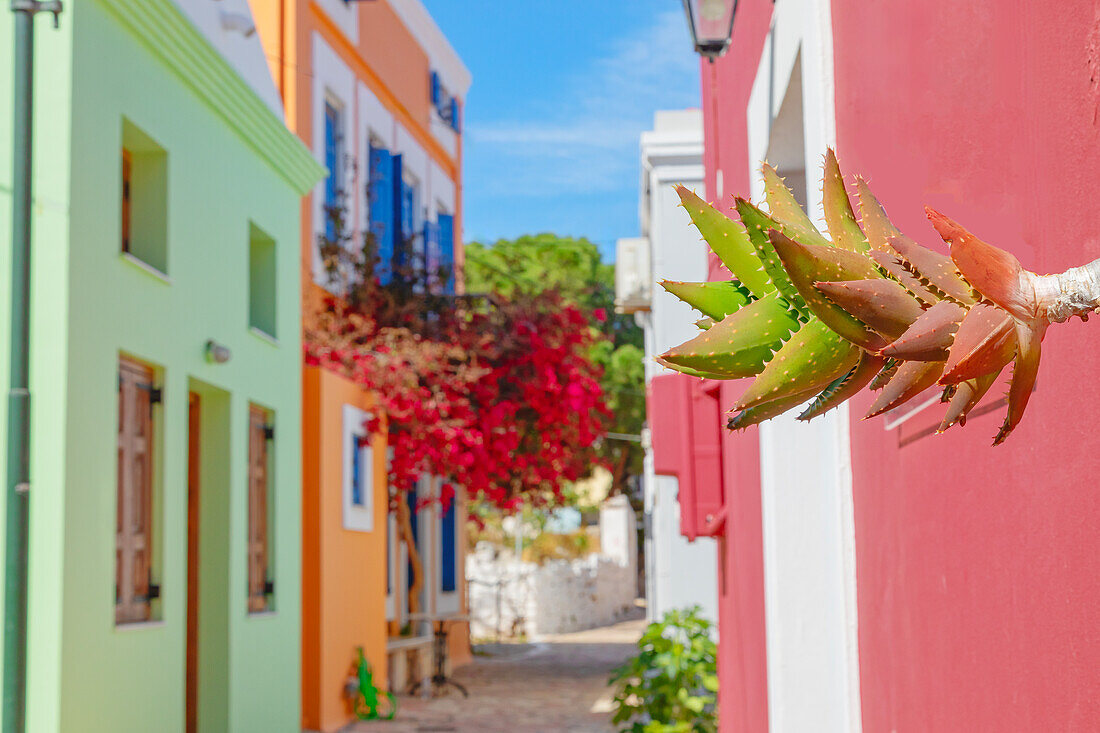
[887,234,976,304]
[993,322,1046,445]
[768,230,886,350]
[798,351,886,421]
[938,370,1001,433]
[940,304,1016,384]
[925,207,1034,321]
[868,250,938,305]
[762,164,829,247]
[815,279,925,339]
[865,360,945,419]
[880,301,967,361]
[854,177,901,252]
[728,388,818,431]
[822,149,869,252]
[735,319,859,411]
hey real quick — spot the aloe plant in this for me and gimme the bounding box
[660,150,1100,445]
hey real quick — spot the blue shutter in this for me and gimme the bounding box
[449,98,460,133]
[350,432,363,506]
[441,495,456,592]
[430,71,441,108]
[368,146,394,285]
[437,213,455,294]
[391,155,406,273]
[423,220,440,291]
[406,483,418,589]
[323,103,340,241]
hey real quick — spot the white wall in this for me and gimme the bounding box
[746,1,862,731]
[635,110,720,626]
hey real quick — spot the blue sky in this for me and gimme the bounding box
[422,1,701,260]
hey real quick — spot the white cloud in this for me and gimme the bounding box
[468,8,700,197]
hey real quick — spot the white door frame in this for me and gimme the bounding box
[745,1,862,731]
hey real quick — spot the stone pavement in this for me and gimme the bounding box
[349,611,645,733]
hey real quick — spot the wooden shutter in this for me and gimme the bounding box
[117,357,154,624]
[247,406,270,613]
[122,150,132,253]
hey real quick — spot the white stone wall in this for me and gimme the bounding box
[466,546,635,638]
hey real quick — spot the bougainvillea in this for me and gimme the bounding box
[307,193,609,512]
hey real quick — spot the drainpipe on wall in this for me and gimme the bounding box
[4,3,61,732]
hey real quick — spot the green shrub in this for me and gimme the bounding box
[609,606,718,732]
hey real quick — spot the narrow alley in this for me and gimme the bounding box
[352,614,645,733]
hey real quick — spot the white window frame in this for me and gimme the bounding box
[341,405,374,532]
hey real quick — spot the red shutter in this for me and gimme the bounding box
[117,357,154,624]
[247,406,270,612]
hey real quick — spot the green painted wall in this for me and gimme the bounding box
[0,1,321,731]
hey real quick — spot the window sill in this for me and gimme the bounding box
[114,619,165,632]
[247,609,278,619]
[248,327,279,347]
[119,252,170,284]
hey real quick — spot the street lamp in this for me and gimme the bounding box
[681,0,738,61]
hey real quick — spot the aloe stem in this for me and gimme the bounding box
[1029,257,1100,323]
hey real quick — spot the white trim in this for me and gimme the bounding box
[748,1,862,731]
[341,405,374,533]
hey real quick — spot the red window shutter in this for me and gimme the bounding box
[689,381,724,536]
[247,407,270,613]
[117,357,154,624]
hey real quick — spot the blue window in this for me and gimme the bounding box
[349,432,363,506]
[449,98,460,133]
[406,482,418,588]
[323,101,342,241]
[438,213,455,294]
[441,494,456,593]
[430,71,442,108]
[423,220,440,291]
[368,144,395,284]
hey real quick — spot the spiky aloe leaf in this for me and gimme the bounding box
[798,351,886,421]
[854,177,901,252]
[815,279,925,340]
[880,301,967,361]
[734,319,859,410]
[888,234,976,305]
[659,292,801,379]
[660,280,754,321]
[654,356,728,380]
[675,186,774,298]
[994,323,1046,445]
[762,164,830,247]
[735,199,812,318]
[940,304,1015,384]
[926,208,1033,321]
[822,149,869,252]
[865,360,945,418]
[868,249,939,305]
[727,389,818,430]
[869,358,900,390]
[767,230,886,350]
[939,371,1001,433]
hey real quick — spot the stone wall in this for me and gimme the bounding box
[466,546,636,638]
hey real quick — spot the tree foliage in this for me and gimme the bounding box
[466,234,646,493]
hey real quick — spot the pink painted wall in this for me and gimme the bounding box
[830,1,1100,729]
[697,3,776,731]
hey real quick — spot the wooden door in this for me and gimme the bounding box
[186,392,200,733]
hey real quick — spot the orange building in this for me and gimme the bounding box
[252,2,471,730]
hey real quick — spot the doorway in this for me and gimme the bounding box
[186,392,200,733]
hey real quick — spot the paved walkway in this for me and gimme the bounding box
[350,612,645,733]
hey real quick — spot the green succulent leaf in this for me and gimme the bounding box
[822,149,870,252]
[660,279,754,321]
[734,198,811,318]
[762,163,830,247]
[675,186,773,298]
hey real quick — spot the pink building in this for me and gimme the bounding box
[657,1,1100,730]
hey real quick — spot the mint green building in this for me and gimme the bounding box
[0,1,322,730]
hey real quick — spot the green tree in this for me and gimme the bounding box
[466,234,645,494]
